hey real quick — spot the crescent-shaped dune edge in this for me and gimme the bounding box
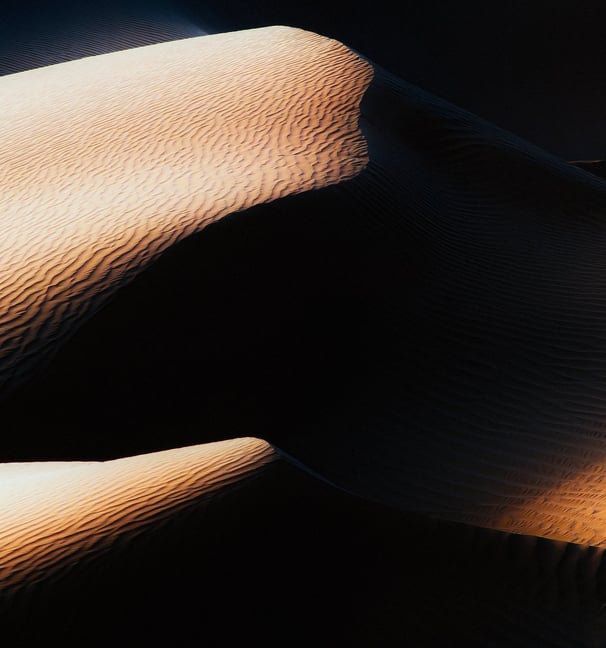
[0,437,274,600]
[0,26,372,395]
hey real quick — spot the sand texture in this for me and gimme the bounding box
[0,437,273,603]
[10,59,606,550]
[3,6,606,645]
[178,0,606,160]
[0,26,372,395]
[2,451,605,646]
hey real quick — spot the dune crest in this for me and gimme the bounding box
[0,437,274,599]
[0,26,372,394]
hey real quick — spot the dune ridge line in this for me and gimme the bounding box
[0,437,274,599]
[0,26,373,394]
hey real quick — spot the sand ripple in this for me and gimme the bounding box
[0,26,372,395]
[0,437,273,601]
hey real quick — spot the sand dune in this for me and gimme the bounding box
[6,0,605,159]
[3,9,606,645]
[0,26,371,395]
[0,437,273,604]
[6,55,606,549]
[180,0,606,160]
[2,445,605,645]
[279,66,606,547]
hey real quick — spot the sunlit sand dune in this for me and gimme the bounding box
[180,0,606,160]
[3,9,606,644]
[4,1,606,159]
[2,444,604,645]
[10,57,606,551]
[0,26,372,395]
[0,437,273,602]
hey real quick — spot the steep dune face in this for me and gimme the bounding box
[0,27,372,396]
[296,69,606,546]
[0,437,274,603]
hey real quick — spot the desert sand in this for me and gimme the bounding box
[0,26,371,393]
[4,445,606,645]
[177,0,606,160]
[0,438,273,598]
[2,3,606,646]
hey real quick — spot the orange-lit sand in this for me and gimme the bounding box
[3,13,606,643]
[5,440,604,645]
[488,462,606,547]
[238,63,606,552]
[0,26,372,393]
[0,437,273,597]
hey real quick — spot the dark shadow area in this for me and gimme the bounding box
[573,161,606,182]
[0,178,377,461]
[178,0,606,159]
[0,0,203,76]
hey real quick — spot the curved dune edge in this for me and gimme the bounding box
[2,446,605,645]
[0,437,274,598]
[0,26,372,394]
[305,65,606,548]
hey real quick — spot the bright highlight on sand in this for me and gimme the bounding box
[0,26,372,394]
[0,438,274,597]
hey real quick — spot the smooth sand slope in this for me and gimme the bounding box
[0,26,372,395]
[0,437,273,602]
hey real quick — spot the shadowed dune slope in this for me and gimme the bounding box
[6,60,606,548]
[2,448,606,646]
[2,19,606,645]
[0,27,371,396]
[0,0,206,75]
